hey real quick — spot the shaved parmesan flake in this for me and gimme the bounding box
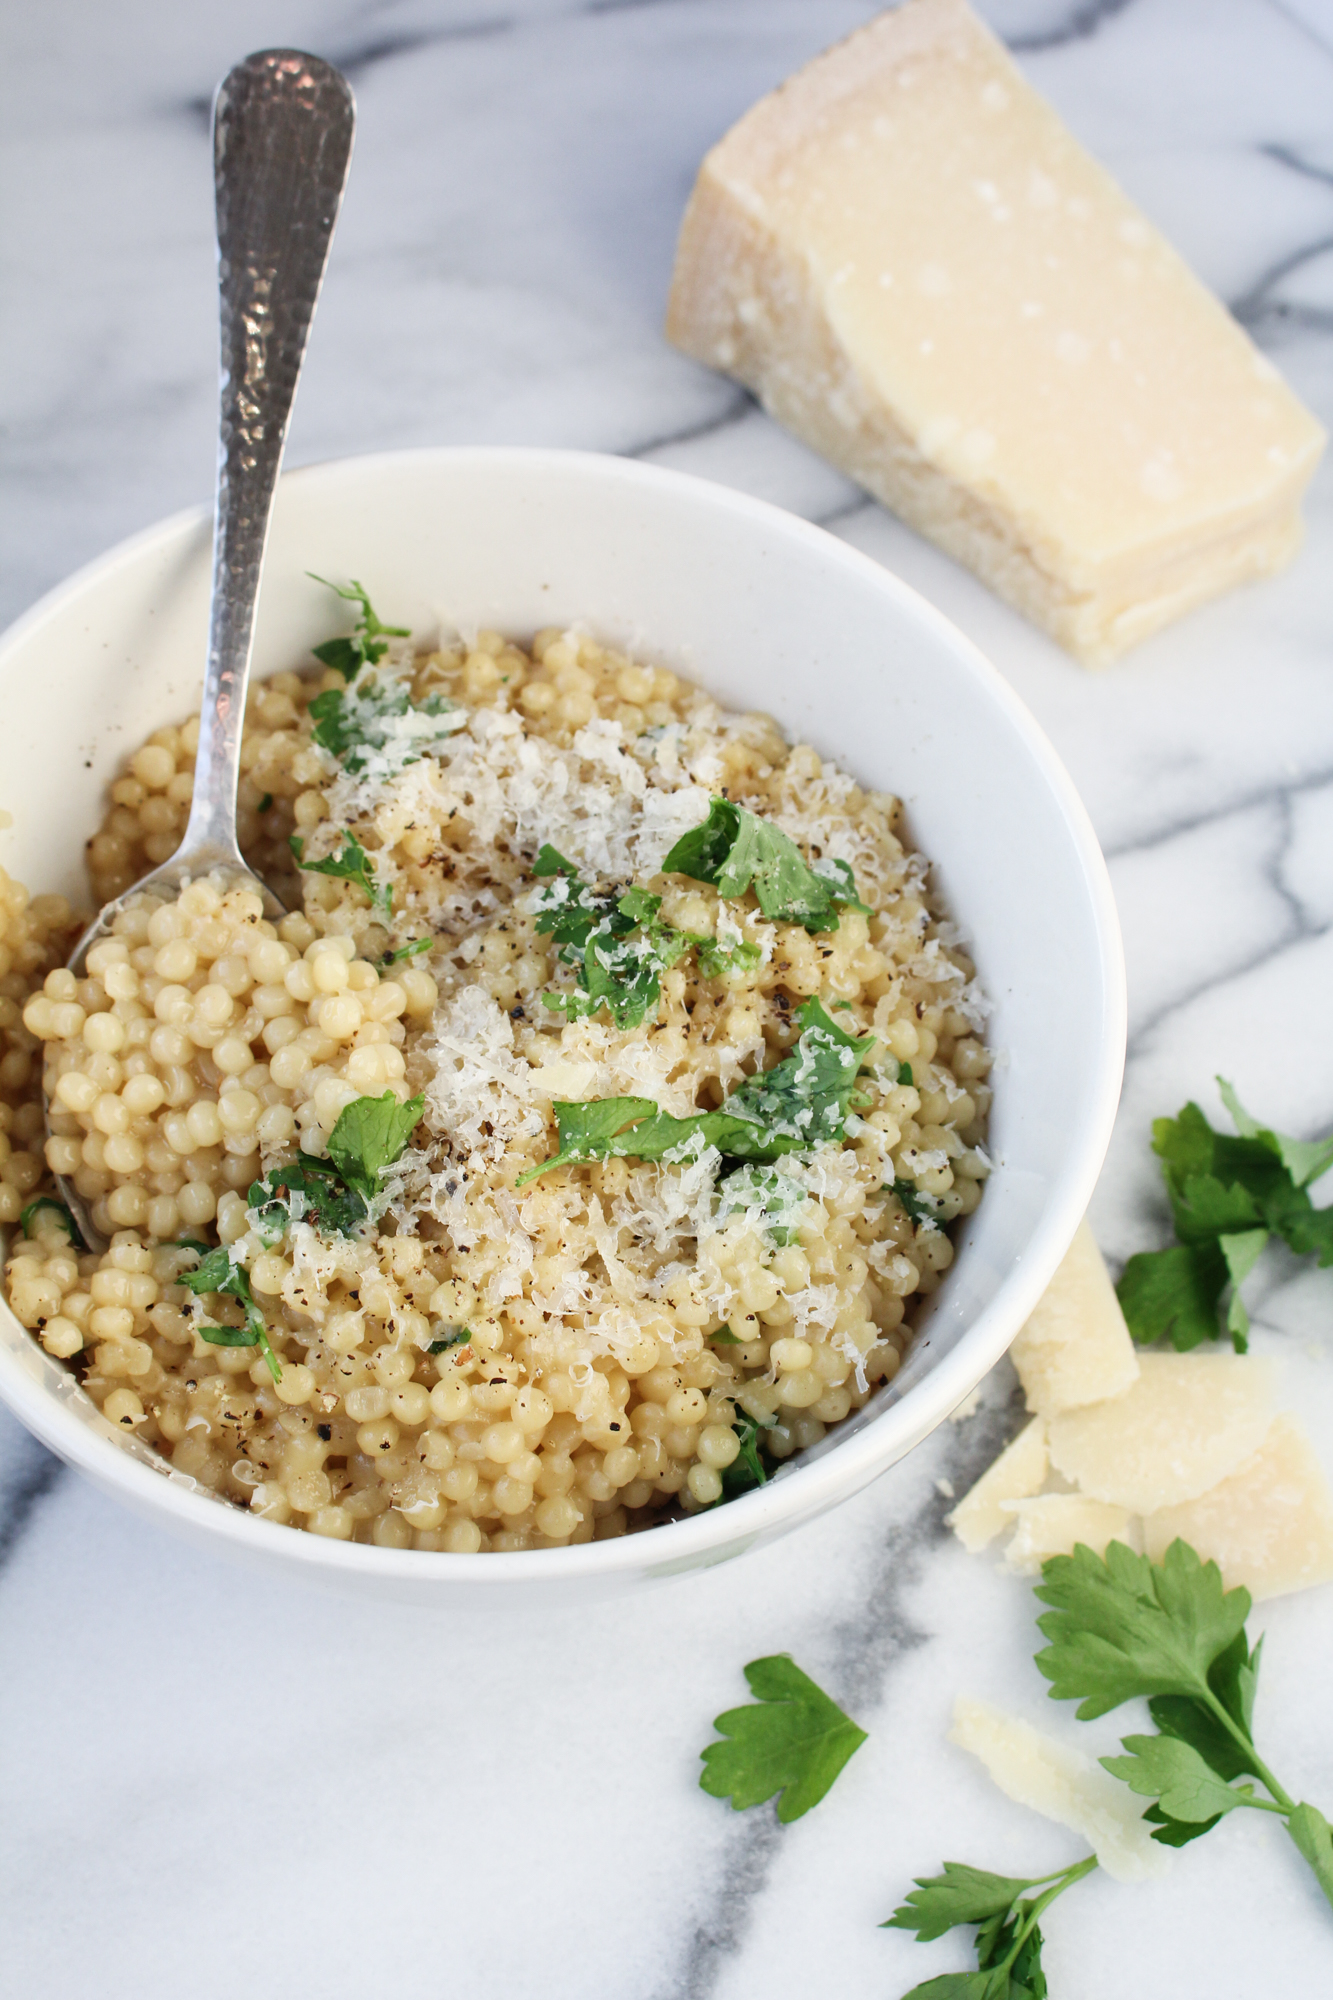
[1010,1218,1139,1418]
[1046,1353,1276,1513]
[1002,1494,1139,1575]
[948,1416,1047,1553]
[1143,1415,1333,1602]
[949,1697,1168,1883]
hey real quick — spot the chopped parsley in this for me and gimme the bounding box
[891,1177,941,1230]
[714,1161,809,1246]
[516,998,874,1185]
[289,829,392,921]
[308,673,462,779]
[664,795,870,934]
[19,1196,85,1248]
[179,1245,282,1384]
[257,792,273,814]
[696,936,763,981]
[534,847,694,1030]
[699,1654,868,1823]
[248,1154,368,1244]
[248,1091,424,1242]
[1116,1077,1333,1352]
[718,1405,778,1499]
[308,575,409,683]
[381,937,433,967]
[427,1326,472,1355]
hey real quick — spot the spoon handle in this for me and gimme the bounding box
[180,50,355,866]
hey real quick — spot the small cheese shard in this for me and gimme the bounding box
[1143,1415,1333,1602]
[1009,1219,1139,1418]
[948,1415,1047,1552]
[1046,1354,1276,1513]
[948,1697,1167,1882]
[666,0,1325,665]
[1002,1494,1139,1575]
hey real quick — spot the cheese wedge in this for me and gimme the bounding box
[1009,1219,1140,1419]
[949,1697,1167,1882]
[1002,1494,1139,1575]
[948,1415,1048,1552]
[666,0,1325,664]
[1046,1353,1276,1513]
[1143,1415,1333,1602]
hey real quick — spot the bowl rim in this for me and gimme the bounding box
[0,443,1126,1586]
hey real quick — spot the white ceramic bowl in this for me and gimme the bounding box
[0,447,1124,1603]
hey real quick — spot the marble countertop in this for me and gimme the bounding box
[3,1,1333,1993]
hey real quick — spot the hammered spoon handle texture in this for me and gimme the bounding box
[51,49,354,1242]
[68,47,355,963]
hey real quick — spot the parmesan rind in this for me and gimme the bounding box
[947,1415,1047,1553]
[949,1697,1167,1882]
[1001,1494,1139,1575]
[1143,1415,1333,1602]
[666,0,1324,665]
[1009,1218,1139,1419]
[1046,1354,1277,1513]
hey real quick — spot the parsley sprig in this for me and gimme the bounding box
[1036,1538,1331,1885]
[887,1855,1098,1998]
[179,1246,282,1384]
[289,830,392,920]
[1116,1078,1333,1351]
[699,1654,868,1822]
[892,1539,1333,1995]
[308,576,409,683]
[664,795,869,934]
[515,997,874,1186]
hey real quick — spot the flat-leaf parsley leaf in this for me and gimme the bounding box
[699,1654,867,1823]
[290,829,392,920]
[247,1092,424,1241]
[516,999,873,1185]
[179,1245,282,1383]
[664,795,869,933]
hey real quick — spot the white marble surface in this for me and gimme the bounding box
[3,1,1333,1993]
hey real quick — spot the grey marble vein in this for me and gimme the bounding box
[0,1424,63,1574]
[650,1387,1028,2000]
[1005,0,1138,55]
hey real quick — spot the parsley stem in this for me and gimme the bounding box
[255,1327,283,1386]
[1198,1689,1295,1814]
[999,1854,1097,1971]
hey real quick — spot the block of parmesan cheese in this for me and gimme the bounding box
[1143,1415,1333,1602]
[1009,1219,1139,1419]
[1046,1354,1276,1513]
[948,1415,1047,1552]
[666,0,1325,664]
[949,1697,1167,1882]
[1002,1494,1139,1575]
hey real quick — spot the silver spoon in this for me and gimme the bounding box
[50,49,355,1243]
